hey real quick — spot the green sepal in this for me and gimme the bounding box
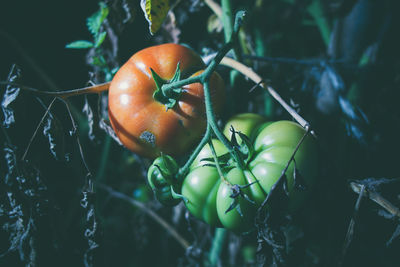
[236,131,254,163]
[155,153,179,185]
[151,62,183,110]
[170,186,187,204]
[200,152,231,166]
[228,126,255,165]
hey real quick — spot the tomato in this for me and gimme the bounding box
[147,155,180,206]
[223,113,267,141]
[181,166,222,226]
[108,43,225,158]
[190,139,229,169]
[182,114,317,232]
[216,168,256,232]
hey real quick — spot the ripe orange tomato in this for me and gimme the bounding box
[108,43,225,158]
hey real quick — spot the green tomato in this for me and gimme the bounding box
[216,168,257,232]
[181,114,317,232]
[251,121,317,210]
[147,155,180,206]
[223,113,267,142]
[181,166,222,226]
[190,139,228,169]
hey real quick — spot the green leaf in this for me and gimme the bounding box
[65,40,94,49]
[87,2,109,37]
[94,31,107,48]
[92,55,106,67]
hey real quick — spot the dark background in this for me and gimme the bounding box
[1,0,400,266]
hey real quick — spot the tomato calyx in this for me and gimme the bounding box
[225,183,256,217]
[151,62,183,110]
[228,126,255,165]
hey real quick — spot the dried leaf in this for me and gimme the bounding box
[140,0,170,35]
[2,65,21,128]
[99,119,122,145]
[43,114,66,161]
[82,95,100,143]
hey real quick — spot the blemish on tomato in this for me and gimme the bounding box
[140,131,156,147]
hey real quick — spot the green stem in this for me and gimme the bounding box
[209,228,227,266]
[173,11,247,178]
[160,75,201,96]
[203,82,244,169]
[221,0,241,62]
[221,0,242,93]
[177,124,212,178]
[221,0,233,43]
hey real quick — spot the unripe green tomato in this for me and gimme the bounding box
[216,168,256,232]
[190,139,228,169]
[147,155,180,206]
[181,166,222,226]
[182,114,317,231]
[223,113,267,142]
[147,155,179,189]
[251,121,317,205]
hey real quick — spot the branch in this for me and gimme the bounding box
[350,182,400,218]
[0,81,110,99]
[220,57,316,137]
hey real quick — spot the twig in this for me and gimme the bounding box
[339,184,365,267]
[61,98,94,193]
[350,182,400,218]
[220,57,316,137]
[98,184,190,250]
[0,81,110,99]
[22,97,57,160]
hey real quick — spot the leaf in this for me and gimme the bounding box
[140,0,170,35]
[65,40,94,49]
[82,95,101,143]
[87,2,109,37]
[94,31,107,48]
[2,65,21,128]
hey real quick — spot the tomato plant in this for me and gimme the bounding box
[181,114,317,232]
[108,43,225,158]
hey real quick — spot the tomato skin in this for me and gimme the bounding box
[216,168,256,232]
[147,155,180,206]
[181,166,222,227]
[190,139,228,169]
[108,43,225,158]
[223,113,267,141]
[182,114,317,232]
